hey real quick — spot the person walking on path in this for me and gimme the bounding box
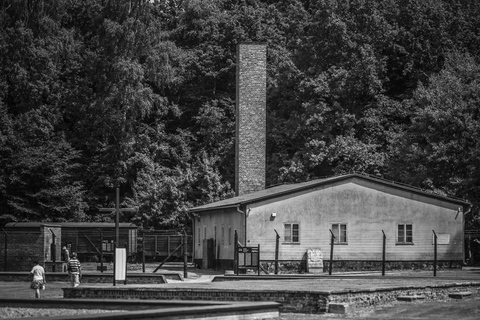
[62,246,70,262]
[30,261,46,298]
[67,252,82,287]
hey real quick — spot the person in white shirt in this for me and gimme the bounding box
[30,261,46,298]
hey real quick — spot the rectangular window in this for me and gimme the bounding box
[332,223,347,244]
[214,225,217,242]
[284,223,300,243]
[203,226,206,240]
[398,224,413,244]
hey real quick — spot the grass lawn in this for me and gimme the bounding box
[0,281,65,299]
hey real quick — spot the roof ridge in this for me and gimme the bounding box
[268,172,467,203]
[190,172,469,212]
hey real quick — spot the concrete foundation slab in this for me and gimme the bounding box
[328,303,349,314]
[397,295,426,301]
[449,291,473,299]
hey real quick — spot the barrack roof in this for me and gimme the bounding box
[189,173,469,213]
[5,222,137,228]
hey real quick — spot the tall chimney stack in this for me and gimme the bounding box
[235,43,267,196]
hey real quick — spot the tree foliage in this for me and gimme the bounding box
[389,51,480,226]
[1,0,480,229]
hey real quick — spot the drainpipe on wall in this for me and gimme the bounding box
[191,214,196,265]
[462,204,473,264]
[192,215,195,264]
[462,205,472,217]
[49,229,57,272]
[236,205,249,246]
[457,205,472,220]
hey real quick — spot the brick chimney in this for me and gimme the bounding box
[235,43,266,196]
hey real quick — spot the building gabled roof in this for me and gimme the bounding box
[189,173,469,213]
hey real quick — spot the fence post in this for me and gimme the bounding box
[124,241,128,285]
[183,231,188,279]
[97,228,104,273]
[432,230,437,277]
[258,244,261,276]
[142,233,145,273]
[234,230,238,275]
[167,235,171,257]
[2,229,7,271]
[382,230,386,276]
[213,237,217,270]
[467,234,471,263]
[274,229,280,275]
[329,229,335,275]
[113,242,116,286]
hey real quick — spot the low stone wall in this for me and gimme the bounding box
[325,260,463,272]
[195,259,462,274]
[261,261,306,274]
[44,261,65,273]
[194,259,234,271]
[63,287,329,313]
[63,282,480,314]
[0,272,172,284]
[259,260,463,274]
[328,283,480,312]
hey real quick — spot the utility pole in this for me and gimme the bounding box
[99,187,137,285]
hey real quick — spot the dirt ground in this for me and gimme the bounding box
[1,266,480,319]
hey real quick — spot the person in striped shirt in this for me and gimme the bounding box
[67,252,82,287]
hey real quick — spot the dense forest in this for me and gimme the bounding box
[1,0,479,232]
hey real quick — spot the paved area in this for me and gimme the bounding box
[25,264,480,292]
[115,268,480,293]
[123,277,480,293]
[4,264,480,292]
[2,266,480,319]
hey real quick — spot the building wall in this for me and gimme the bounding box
[246,179,464,263]
[0,224,62,271]
[194,208,246,264]
[235,43,266,196]
[61,226,137,261]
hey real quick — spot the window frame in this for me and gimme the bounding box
[331,223,348,244]
[397,223,414,245]
[283,222,300,244]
